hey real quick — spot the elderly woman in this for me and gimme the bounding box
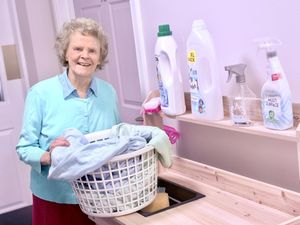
[16,18,120,225]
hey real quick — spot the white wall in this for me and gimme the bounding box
[138,0,300,102]
[135,0,300,191]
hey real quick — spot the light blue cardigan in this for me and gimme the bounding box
[16,71,120,204]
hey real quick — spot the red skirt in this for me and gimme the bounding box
[32,195,95,225]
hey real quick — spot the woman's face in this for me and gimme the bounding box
[66,31,101,79]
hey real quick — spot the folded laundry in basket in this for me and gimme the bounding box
[48,123,172,181]
[111,123,172,168]
[48,128,148,181]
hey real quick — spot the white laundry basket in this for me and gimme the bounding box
[70,129,158,217]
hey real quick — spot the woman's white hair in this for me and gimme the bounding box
[55,17,108,70]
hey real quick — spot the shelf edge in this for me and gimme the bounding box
[175,113,297,142]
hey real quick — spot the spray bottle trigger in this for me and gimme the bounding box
[225,66,233,83]
[225,64,247,83]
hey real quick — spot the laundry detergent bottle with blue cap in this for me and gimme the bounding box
[155,24,186,116]
[256,37,293,130]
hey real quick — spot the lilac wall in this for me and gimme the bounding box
[137,0,300,191]
[139,0,300,102]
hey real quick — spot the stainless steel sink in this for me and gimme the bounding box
[138,177,205,217]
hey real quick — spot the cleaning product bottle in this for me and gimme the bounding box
[225,63,256,126]
[186,19,223,120]
[256,37,293,130]
[155,24,186,116]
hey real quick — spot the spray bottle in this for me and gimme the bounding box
[255,37,293,130]
[225,63,256,126]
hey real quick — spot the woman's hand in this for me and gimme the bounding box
[40,152,51,166]
[48,137,70,152]
[40,137,70,165]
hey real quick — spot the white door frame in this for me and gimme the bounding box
[51,0,75,32]
[129,0,150,98]
[8,0,31,93]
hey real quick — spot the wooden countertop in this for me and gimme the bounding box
[91,157,300,225]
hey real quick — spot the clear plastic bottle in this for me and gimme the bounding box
[225,64,256,126]
[186,19,223,120]
[255,37,293,130]
[155,24,186,116]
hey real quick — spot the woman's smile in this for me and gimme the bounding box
[66,31,101,79]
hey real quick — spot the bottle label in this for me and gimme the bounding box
[263,96,281,123]
[230,98,248,124]
[188,49,206,114]
[155,56,169,107]
[188,49,199,94]
[271,73,281,81]
[189,68,199,93]
[187,50,196,63]
[191,93,206,114]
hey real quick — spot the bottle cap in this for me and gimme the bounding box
[157,24,172,37]
[253,37,281,58]
[192,19,206,30]
[267,51,277,58]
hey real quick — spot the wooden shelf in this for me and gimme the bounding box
[163,110,300,179]
[175,112,298,142]
[145,91,300,178]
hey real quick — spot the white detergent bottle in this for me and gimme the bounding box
[256,37,293,130]
[155,24,186,116]
[186,19,223,120]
